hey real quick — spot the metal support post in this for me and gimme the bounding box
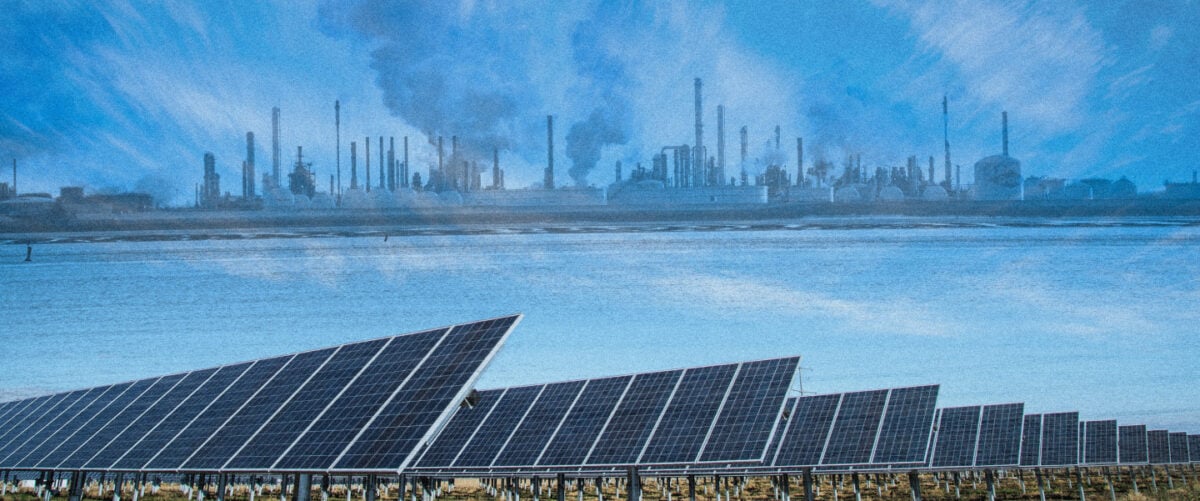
[296,475,312,501]
[688,476,696,501]
[366,476,377,501]
[1103,468,1115,501]
[952,471,961,499]
[1035,469,1047,501]
[780,474,790,501]
[626,469,641,501]
[69,471,84,501]
[852,473,861,501]
[803,469,814,501]
[1075,468,1086,501]
[908,472,922,501]
[985,470,995,501]
[557,474,566,501]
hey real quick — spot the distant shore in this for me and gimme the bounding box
[3,199,1199,241]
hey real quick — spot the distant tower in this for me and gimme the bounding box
[388,137,395,191]
[545,115,555,189]
[365,135,371,192]
[694,78,704,184]
[378,136,384,191]
[494,148,501,189]
[271,107,280,189]
[1003,111,1009,156]
[716,104,726,186]
[774,125,780,150]
[335,100,341,197]
[739,126,748,186]
[243,132,255,198]
[796,137,804,187]
[202,152,219,207]
[350,141,358,190]
[402,136,409,188]
[943,95,952,187]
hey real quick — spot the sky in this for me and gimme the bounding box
[2,0,1198,206]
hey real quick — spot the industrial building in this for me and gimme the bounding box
[972,112,1023,201]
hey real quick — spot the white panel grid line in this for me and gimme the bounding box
[634,368,688,465]
[108,369,222,470]
[143,360,260,470]
[769,398,801,467]
[33,383,140,470]
[49,378,164,470]
[0,388,102,466]
[449,389,509,468]
[532,380,590,467]
[692,363,743,463]
[867,389,893,463]
[81,373,192,469]
[489,385,547,467]
[817,394,845,465]
[582,375,636,465]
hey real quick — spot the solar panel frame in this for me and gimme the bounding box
[637,364,739,465]
[414,389,506,469]
[1039,412,1079,467]
[1189,435,1200,464]
[1118,425,1148,464]
[771,393,841,467]
[62,373,190,470]
[1147,430,1171,464]
[8,384,125,469]
[1083,420,1118,465]
[1169,432,1190,463]
[491,380,586,468]
[44,378,162,470]
[930,406,981,468]
[0,387,105,467]
[820,389,888,466]
[0,398,42,435]
[452,385,543,468]
[0,393,74,459]
[535,375,632,467]
[698,358,799,464]
[871,385,939,465]
[587,370,682,466]
[974,403,1024,467]
[1019,414,1042,467]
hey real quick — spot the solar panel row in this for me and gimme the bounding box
[768,385,939,468]
[0,316,519,474]
[1118,425,1147,465]
[412,357,799,471]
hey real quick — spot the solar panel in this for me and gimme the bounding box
[59,374,190,469]
[226,339,389,470]
[9,384,119,469]
[32,382,144,469]
[1147,430,1170,464]
[491,381,585,467]
[1083,420,1117,465]
[1169,432,1189,463]
[1118,425,1147,464]
[588,370,682,465]
[452,385,542,468]
[331,316,518,471]
[931,406,980,468]
[974,403,1023,467]
[699,359,799,463]
[637,364,738,465]
[820,390,888,465]
[772,394,840,467]
[145,356,290,470]
[112,362,253,470]
[0,397,42,435]
[414,389,503,468]
[535,375,631,467]
[0,393,73,458]
[0,387,105,466]
[871,385,938,465]
[1039,412,1078,466]
[86,369,221,470]
[272,329,445,470]
[1189,435,1200,464]
[1020,414,1041,466]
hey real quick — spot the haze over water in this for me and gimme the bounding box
[2,218,1198,431]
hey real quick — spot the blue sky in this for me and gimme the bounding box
[2,0,1197,205]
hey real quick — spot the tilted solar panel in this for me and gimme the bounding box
[871,385,938,465]
[1083,420,1117,465]
[1189,435,1200,464]
[452,385,542,468]
[1147,430,1171,464]
[10,384,126,469]
[1020,415,1042,467]
[414,389,504,468]
[772,394,839,467]
[821,389,888,465]
[0,394,73,459]
[974,403,1023,467]
[1169,432,1190,463]
[0,387,105,466]
[638,364,738,465]
[536,376,631,467]
[931,406,980,468]
[491,381,584,467]
[1040,412,1079,467]
[588,370,681,465]
[698,358,799,463]
[1118,425,1147,464]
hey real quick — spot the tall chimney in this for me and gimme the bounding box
[774,125,780,150]
[928,156,935,185]
[388,137,395,191]
[350,141,357,189]
[11,158,15,195]
[493,148,501,189]
[615,161,622,184]
[378,136,385,190]
[335,100,340,197]
[942,95,951,186]
[694,78,704,181]
[1002,111,1009,156]
[796,138,804,187]
[243,132,256,198]
[365,135,371,192]
[545,115,555,189]
[739,126,748,185]
[717,104,725,186]
[403,136,409,188]
[271,107,280,189]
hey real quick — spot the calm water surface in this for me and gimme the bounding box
[2,219,1198,429]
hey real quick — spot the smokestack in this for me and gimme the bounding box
[11,158,15,195]
[1002,111,1009,156]
[244,132,255,198]
[739,126,748,185]
[378,136,385,190]
[943,95,951,186]
[388,137,395,191]
[350,141,357,189]
[365,135,370,192]
[796,138,804,187]
[403,136,409,188]
[694,78,703,179]
[545,115,555,189]
[493,148,500,189]
[271,107,280,189]
[615,161,622,183]
[774,125,780,150]
[716,105,725,186]
[335,100,340,198]
[928,156,935,185]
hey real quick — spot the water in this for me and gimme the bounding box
[2,218,1198,430]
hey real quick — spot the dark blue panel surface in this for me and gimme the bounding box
[932,406,980,468]
[59,374,186,469]
[1020,414,1041,466]
[773,393,840,467]
[183,349,334,470]
[12,384,126,469]
[147,356,288,470]
[1039,412,1078,466]
[87,369,218,469]
[588,370,681,465]
[1083,420,1117,465]
[1169,432,1189,463]
[639,364,737,465]
[0,388,103,467]
[872,385,938,465]
[226,339,388,470]
[35,381,144,469]
[334,316,516,471]
[0,398,41,434]
[821,389,888,465]
[0,394,71,459]
[114,363,252,470]
[492,380,585,467]
[453,385,542,467]
[1190,435,1200,464]
[1147,430,1170,464]
[975,403,1023,467]
[1118,425,1147,464]
[274,329,444,470]
[699,358,798,462]
[536,376,631,467]
[415,390,504,468]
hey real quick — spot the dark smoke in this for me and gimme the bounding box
[567,109,627,186]
[564,2,635,186]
